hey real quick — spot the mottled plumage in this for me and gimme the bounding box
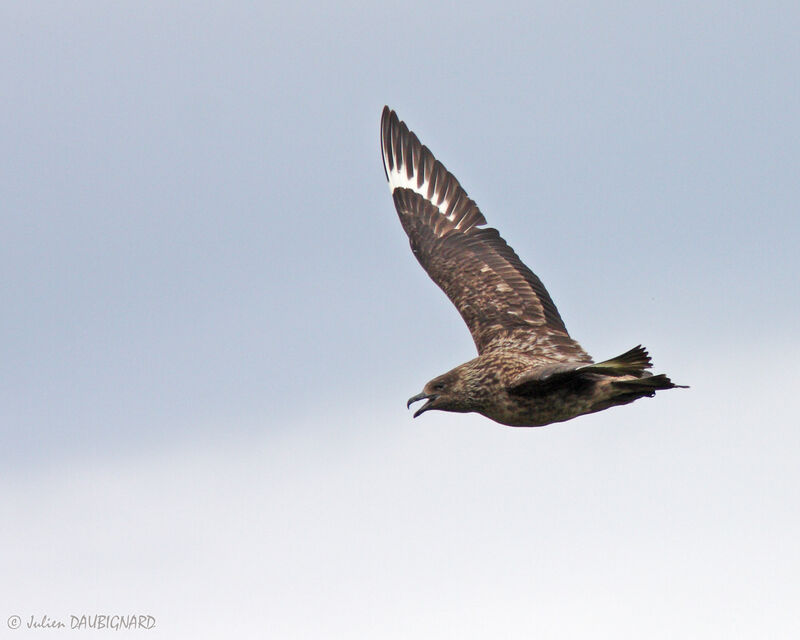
[381,106,685,427]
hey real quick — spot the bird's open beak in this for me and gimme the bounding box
[407,392,438,418]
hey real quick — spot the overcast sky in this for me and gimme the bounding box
[2,2,799,638]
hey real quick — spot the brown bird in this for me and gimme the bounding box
[381,106,686,427]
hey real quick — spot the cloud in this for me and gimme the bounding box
[3,344,798,638]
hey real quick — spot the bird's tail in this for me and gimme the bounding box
[612,373,687,393]
[592,373,688,412]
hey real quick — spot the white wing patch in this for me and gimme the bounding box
[381,107,486,234]
[382,134,459,224]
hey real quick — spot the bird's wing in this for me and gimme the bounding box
[506,345,654,395]
[381,106,590,360]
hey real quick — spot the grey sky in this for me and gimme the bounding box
[2,2,799,638]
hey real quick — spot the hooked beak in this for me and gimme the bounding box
[407,392,438,418]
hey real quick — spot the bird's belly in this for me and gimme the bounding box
[481,389,598,427]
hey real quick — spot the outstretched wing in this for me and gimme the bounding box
[381,106,590,362]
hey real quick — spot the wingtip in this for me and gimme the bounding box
[380,106,395,184]
[379,107,486,232]
[381,105,393,132]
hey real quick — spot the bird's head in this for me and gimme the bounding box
[407,365,481,418]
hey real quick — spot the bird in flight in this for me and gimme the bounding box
[380,106,685,427]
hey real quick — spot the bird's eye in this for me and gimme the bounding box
[432,382,445,391]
